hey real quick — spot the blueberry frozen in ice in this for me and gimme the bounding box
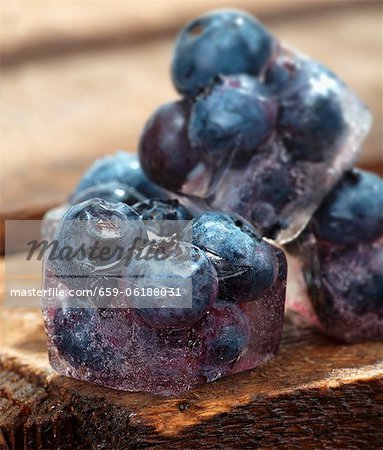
[313,170,383,246]
[186,211,278,302]
[42,208,287,395]
[309,244,383,342]
[323,248,382,316]
[197,301,251,380]
[52,306,107,372]
[42,152,170,242]
[188,75,277,162]
[266,58,346,163]
[139,101,202,192]
[133,198,193,237]
[46,198,146,291]
[133,199,192,222]
[122,242,218,329]
[288,169,383,343]
[140,10,372,242]
[171,9,274,96]
[70,151,167,205]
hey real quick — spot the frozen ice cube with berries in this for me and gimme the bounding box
[286,169,383,343]
[139,9,372,242]
[42,198,287,395]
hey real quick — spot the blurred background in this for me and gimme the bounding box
[0,0,382,227]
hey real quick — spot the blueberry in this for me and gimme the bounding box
[213,139,299,236]
[47,198,147,290]
[53,307,107,371]
[238,145,297,209]
[171,9,274,96]
[133,199,193,237]
[197,302,250,379]
[121,242,218,328]
[208,325,248,365]
[185,212,278,302]
[316,244,383,324]
[70,152,166,205]
[133,199,192,221]
[313,169,383,246]
[52,307,135,371]
[189,75,277,163]
[248,165,295,212]
[265,53,302,93]
[274,60,346,162]
[139,100,202,192]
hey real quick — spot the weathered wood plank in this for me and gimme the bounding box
[0,0,352,65]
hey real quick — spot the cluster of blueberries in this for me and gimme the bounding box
[139,10,370,238]
[142,33,345,186]
[47,152,286,393]
[43,9,382,395]
[307,169,383,342]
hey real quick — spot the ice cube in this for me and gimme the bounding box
[285,169,383,343]
[139,10,372,243]
[41,201,287,395]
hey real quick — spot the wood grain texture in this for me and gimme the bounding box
[0,0,353,64]
[0,1,382,221]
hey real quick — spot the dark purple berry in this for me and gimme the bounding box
[52,307,106,371]
[189,75,277,163]
[71,152,166,205]
[133,199,193,237]
[139,100,201,192]
[197,302,250,380]
[172,10,274,96]
[273,60,346,162]
[265,53,301,93]
[121,242,218,329]
[186,212,278,302]
[307,243,383,342]
[48,199,147,290]
[313,169,383,246]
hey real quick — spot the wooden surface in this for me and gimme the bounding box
[1,1,382,449]
[0,0,348,63]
